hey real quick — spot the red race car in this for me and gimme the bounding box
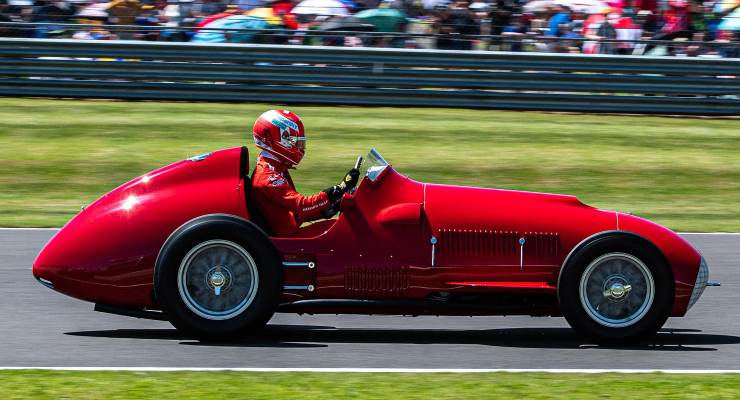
[33,147,717,342]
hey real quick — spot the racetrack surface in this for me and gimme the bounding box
[2,230,738,369]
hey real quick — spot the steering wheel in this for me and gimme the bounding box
[348,155,364,194]
[328,155,363,216]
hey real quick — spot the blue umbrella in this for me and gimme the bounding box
[717,8,740,31]
[192,15,269,43]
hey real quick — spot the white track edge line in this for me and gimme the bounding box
[0,367,739,373]
[0,228,59,231]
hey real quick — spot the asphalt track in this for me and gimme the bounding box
[1,229,738,369]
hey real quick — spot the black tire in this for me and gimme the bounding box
[154,215,282,340]
[558,234,674,344]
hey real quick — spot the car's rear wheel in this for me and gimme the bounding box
[155,215,281,340]
[579,252,655,328]
[559,235,673,343]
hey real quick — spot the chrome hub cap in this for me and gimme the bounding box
[210,271,226,287]
[206,267,231,296]
[603,277,632,300]
[177,240,259,321]
[579,253,655,328]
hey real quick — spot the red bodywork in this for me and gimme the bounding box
[33,147,702,317]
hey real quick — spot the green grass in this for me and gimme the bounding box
[1,98,739,230]
[2,371,740,399]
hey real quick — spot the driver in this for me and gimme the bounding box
[250,109,360,237]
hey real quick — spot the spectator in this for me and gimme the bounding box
[30,0,75,38]
[501,12,527,51]
[436,0,479,50]
[582,7,620,54]
[660,0,690,35]
[107,0,143,39]
[546,5,570,37]
[134,4,163,40]
[193,0,226,17]
[701,5,722,41]
[0,0,31,37]
[73,2,116,40]
[489,0,514,36]
[716,29,739,58]
[469,1,490,49]
[614,9,642,54]
[596,11,619,54]
[0,0,735,58]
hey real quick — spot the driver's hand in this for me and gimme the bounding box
[322,185,343,202]
[321,205,338,219]
[338,168,360,193]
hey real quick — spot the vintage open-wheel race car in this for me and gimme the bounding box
[33,147,717,343]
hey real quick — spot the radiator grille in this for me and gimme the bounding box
[345,265,409,296]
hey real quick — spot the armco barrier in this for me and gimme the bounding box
[0,38,738,115]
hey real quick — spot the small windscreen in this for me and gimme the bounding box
[362,148,389,182]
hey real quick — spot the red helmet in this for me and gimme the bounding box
[252,109,306,166]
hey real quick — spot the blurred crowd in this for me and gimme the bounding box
[0,0,738,56]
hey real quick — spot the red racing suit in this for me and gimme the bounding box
[251,154,332,237]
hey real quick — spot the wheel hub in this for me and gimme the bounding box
[210,270,226,287]
[177,239,259,321]
[205,266,233,296]
[602,276,632,301]
[578,252,655,328]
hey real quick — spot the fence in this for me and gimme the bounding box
[5,22,740,51]
[0,38,738,115]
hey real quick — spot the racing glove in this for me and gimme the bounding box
[322,185,343,203]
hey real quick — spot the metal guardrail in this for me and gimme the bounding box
[0,38,738,115]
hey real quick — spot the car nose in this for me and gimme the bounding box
[31,226,85,294]
[32,236,64,290]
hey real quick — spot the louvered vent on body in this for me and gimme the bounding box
[345,265,409,296]
[437,229,519,257]
[524,232,560,257]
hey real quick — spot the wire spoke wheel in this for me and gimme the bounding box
[579,252,655,328]
[177,239,259,321]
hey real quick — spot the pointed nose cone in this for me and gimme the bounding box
[32,234,61,289]
[30,200,143,304]
[31,223,89,296]
[29,192,134,303]
[30,187,163,306]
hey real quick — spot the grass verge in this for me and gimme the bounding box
[2,371,740,399]
[1,98,738,230]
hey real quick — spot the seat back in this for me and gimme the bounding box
[239,147,274,236]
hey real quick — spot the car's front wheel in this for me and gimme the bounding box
[177,239,260,321]
[155,216,281,340]
[559,235,674,343]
